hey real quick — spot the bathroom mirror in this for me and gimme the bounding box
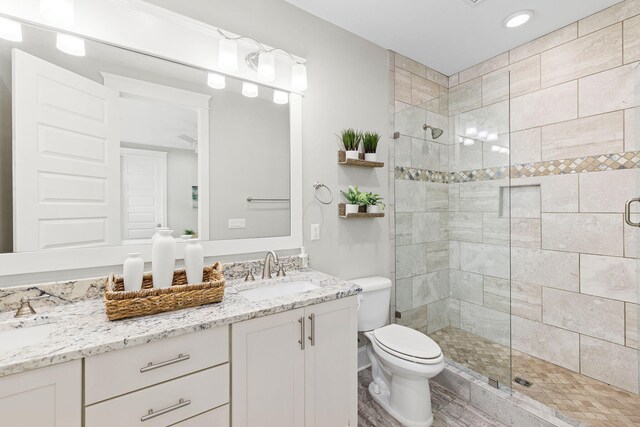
[0,19,301,276]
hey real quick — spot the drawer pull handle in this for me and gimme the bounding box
[140,353,190,373]
[298,317,305,350]
[141,398,191,421]
[308,313,316,346]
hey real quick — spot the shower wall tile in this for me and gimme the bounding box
[483,276,510,313]
[482,138,510,169]
[396,243,428,279]
[482,213,510,246]
[449,73,459,88]
[449,298,461,328]
[510,23,577,63]
[511,247,579,291]
[511,281,542,322]
[395,179,426,212]
[395,278,413,312]
[509,55,541,98]
[412,139,441,170]
[542,287,625,344]
[425,67,449,88]
[578,0,640,37]
[540,24,622,88]
[425,182,449,211]
[481,70,509,106]
[456,101,509,136]
[394,67,412,104]
[578,62,637,117]
[450,269,484,305]
[626,303,638,348]
[395,105,426,138]
[412,73,441,106]
[510,128,541,165]
[540,111,624,160]
[624,216,639,258]
[624,14,640,63]
[580,254,637,304]
[459,181,501,213]
[394,135,412,167]
[395,52,426,78]
[427,298,450,333]
[511,81,578,131]
[508,185,541,218]
[413,270,450,306]
[449,212,483,243]
[512,316,580,372]
[460,301,510,346]
[578,168,639,213]
[458,52,509,84]
[426,241,450,272]
[459,242,510,279]
[580,335,639,393]
[449,183,460,212]
[624,107,640,151]
[448,78,482,116]
[541,213,623,256]
[397,306,427,334]
[511,218,541,249]
[448,141,483,171]
[411,212,442,243]
[449,241,460,270]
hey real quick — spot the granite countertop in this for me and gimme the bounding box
[0,269,361,378]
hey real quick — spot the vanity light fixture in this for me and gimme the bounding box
[56,33,85,56]
[504,10,532,28]
[273,90,289,105]
[0,17,22,42]
[40,0,75,27]
[217,29,307,91]
[207,72,226,89]
[242,81,259,98]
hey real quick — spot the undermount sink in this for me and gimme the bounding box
[0,323,56,352]
[239,281,319,302]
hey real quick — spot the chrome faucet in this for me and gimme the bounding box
[262,251,279,279]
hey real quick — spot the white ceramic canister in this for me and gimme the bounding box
[345,150,359,160]
[364,152,377,162]
[123,253,144,292]
[152,229,176,288]
[184,238,204,284]
[345,203,360,214]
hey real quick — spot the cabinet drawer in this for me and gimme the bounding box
[170,404,229,426]
[85,364,229,427]
[85,326,228,404]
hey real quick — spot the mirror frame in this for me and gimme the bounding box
[0,3,304,276]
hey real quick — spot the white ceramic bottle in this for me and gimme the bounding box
[152,229,176,288]
[123,253,144,292]
[184,238,204,284]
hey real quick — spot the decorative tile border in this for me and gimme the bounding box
[396,151,640,183]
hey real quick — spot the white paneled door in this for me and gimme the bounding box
[12,49,120,251]
[120,148,167,241]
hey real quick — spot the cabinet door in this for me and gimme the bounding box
[0,360,81,427]
[304,296,358,427]
[232,308,305,427]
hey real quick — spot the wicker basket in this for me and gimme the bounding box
[104,262,225,321]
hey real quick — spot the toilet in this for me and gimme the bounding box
[352,277,445,427]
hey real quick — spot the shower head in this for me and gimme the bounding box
[423,124,444,140]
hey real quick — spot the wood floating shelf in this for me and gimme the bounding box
[337,151,384,168]
[338,203,385,219]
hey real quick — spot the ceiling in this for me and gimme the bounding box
[284,0,623,76]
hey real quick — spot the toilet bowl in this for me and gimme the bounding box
[351,277,445,427]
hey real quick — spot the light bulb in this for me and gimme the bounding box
[207,72,225,89]
[242,82,258,98]
[0,17,22,42]
[257,52,275,82]
[40,0,75,27]
[56,33,85,56]
[291,63,307,91]
[273,90,289,105]
[218,38,238,72]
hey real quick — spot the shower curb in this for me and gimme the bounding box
[433,362,587,427]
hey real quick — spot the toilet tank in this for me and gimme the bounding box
[350,276,392,332]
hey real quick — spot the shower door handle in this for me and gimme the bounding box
[625,198,640,227]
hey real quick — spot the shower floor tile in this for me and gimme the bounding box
[358,368,506,427]
[430,326,640,427]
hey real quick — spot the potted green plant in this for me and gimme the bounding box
[340,185,366,214]
[362,131,381,162]
[339,128,362,160]
[364,192,385,214]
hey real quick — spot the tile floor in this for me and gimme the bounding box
[431,326,640,427]
[358,368,506,427]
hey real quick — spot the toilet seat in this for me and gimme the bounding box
[372,324,442,365]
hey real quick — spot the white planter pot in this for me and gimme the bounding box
[364,153,377,162]
[152,229,176,288]
[367,205,380,214]
[345,150,359,160]
[123,253,144,292]
[184,239,204,284]
[345,204,360,214]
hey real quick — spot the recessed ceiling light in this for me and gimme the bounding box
[504,10,533,28]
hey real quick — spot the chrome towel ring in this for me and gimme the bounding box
[313,182,333,205]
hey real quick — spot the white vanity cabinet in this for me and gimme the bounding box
[0,360,82,427]
[232,296,358,427]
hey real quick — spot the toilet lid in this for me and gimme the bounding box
[372,324,442,360]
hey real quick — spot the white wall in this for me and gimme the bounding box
[147,0,391,280]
